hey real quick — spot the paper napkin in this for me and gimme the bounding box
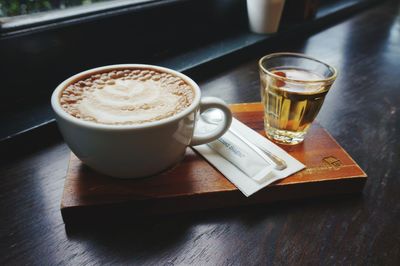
[192,118,305,197]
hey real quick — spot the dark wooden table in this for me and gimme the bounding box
[1,1,400,265]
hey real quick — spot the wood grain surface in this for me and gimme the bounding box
[1,1,400,265]
[61,103,366,224]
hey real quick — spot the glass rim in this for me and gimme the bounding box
[259,52,338,85]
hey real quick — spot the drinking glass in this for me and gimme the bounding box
[259,52,337,145]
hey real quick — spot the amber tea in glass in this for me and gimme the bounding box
[259,53,337,145]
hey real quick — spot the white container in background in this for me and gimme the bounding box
[246,0,286,34]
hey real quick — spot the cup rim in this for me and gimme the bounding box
[258,52,338,85]
[51,64,201,131]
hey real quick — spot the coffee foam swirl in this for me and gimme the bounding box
[60,68,194,125]
[78,79,186,124]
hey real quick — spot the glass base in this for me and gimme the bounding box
[265,126,306,145]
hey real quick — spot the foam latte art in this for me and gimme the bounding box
[59,68,195,125]
[78,79,184,124]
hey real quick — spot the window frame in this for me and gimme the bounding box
[0,0,176,37]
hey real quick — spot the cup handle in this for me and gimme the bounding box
[190,97,232,146]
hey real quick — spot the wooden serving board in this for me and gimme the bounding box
[61,103,366,224]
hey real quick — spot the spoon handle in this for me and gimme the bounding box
[229,128,287,171]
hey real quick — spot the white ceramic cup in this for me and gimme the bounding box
[247,0,286,34]
[51,64,232,178]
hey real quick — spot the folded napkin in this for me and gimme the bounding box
[192,118,305,197]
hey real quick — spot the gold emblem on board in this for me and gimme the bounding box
[322,156,342,169]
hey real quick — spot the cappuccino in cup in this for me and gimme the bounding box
[52,64,232,178]
[60,68,195,125]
